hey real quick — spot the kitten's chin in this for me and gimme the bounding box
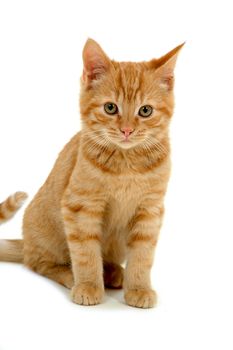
[111,139,141,150]
[118,141,136,149]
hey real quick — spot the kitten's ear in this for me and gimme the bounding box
[149,43,185,91]
[82,39,111,86]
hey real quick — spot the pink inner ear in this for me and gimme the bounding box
[83,43,110,83]
[85,59,106,81]
[161,73,174,91]
[157,60,177,91]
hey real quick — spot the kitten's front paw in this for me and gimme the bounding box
[71,283,104,306]
[124,289,157,308]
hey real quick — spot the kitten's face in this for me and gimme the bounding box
[80,40,183,150]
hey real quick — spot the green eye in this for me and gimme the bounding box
[139,105,153,118]
[104,102,118,115]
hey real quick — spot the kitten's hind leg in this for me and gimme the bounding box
[104,262,124,289]
[27,261,74,289]
[45,264,74,289]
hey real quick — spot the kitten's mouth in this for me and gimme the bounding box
[118,135,140,149]
[119,132,135,144]
[108,136,134,149]
[121,137,131,143]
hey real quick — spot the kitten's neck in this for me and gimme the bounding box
[80,131,169,175]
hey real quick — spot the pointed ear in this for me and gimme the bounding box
[149,43,185,91]
[82,39,111,86]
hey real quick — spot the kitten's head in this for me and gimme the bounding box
[80,39,183,150]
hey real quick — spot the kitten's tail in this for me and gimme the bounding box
[0,192,28,224]
[0,191,27,263]
[0,239,24,262]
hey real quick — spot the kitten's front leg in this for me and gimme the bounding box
[62,190,106,306]
[124,201,164,308]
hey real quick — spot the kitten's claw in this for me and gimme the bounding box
[71,283,104,306]
[124,289,157,308]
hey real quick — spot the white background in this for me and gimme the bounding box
[0,0,232,349]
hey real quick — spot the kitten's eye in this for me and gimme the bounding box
[104,102,118,115]
[138,105,153,118]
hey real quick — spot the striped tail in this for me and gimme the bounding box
[0,239,24,262]
[0,192,28,224]
[0,192,27,262]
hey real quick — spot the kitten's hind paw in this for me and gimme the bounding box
[104,263,124,289]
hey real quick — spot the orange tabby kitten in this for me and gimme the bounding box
[0,39,183,308]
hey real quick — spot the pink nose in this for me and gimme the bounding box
[120,127,135,138]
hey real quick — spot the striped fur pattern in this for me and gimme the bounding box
[0,192,27,224]
[0,39,183,308]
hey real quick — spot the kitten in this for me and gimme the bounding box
[0,192,27,224]
[0,39,183,308]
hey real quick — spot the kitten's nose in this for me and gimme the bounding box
[120,127,135,138]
